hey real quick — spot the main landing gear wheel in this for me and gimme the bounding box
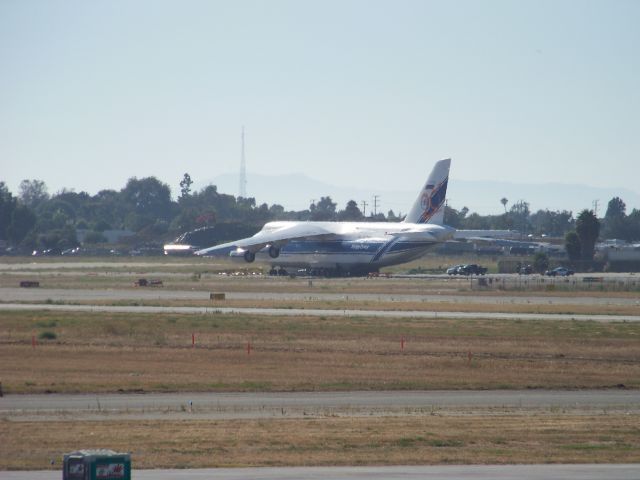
[268,245,280,258]
[243,250,255,263]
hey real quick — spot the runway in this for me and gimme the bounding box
[2,390,639,421]
[2,464,640,479]
[2,286,640,306]
[1,301,639,322]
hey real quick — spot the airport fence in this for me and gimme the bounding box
[469,274,640,292]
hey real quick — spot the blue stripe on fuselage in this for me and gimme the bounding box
[275,239,434,260]
[280,240,383,255]
[371,237,399,262]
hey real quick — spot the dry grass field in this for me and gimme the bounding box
[1,310,639,394]
[2,415,639,469]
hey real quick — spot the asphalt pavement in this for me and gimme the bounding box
[2,464,640,480]
[2,286,640,305]
[2,390,639,421]
[1,301,639,322]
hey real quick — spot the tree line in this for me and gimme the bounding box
[1,174,639,255]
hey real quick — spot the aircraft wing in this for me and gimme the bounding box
[386,224,455,242]
[453,229,518,240]
[194,223,336,256]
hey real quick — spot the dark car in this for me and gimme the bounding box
[545,266,575,277]
[446,264,464,275]
[517,264,533,275]
[457,264,487,276]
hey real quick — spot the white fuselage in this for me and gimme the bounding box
[232,220,455,272]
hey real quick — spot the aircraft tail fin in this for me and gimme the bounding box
[403,158,450,225]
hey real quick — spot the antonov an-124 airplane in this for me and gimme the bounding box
[196,159,455,275]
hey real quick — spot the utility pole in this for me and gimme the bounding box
[361,200,368,217]
[373,195,380,216]
[592,199,599,216]
[239,126,247,198]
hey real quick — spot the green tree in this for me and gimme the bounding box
[179,173,193,200]
[605,197,626,219]
[575,209,600,261]
[36,199,76,230]
[565,231,581,261]
[18,179,49,208]
[310,196,337,221]
[509,200,531,236]
[603,196,632,240]
[533,252,549,273]
[387,210,400,221]
[0,182,17,240]
[7,204,37,244]
[87,189,127,230]
[170,208,199,232]
[463,212,491,230]
[444,206,468,229]
[121,177,173,229]
[268,204,286,219]
[628,210,640,241]
[338,200,363,221]
[530,209,574,237]
[93,220,112,232]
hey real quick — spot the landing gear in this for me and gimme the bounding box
[268,245,280,258]
[243,250,255,263]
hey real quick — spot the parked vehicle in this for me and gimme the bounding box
[545,266,575,277]
[446,264,465,275]
[517,264,533,275]
[457,264,487,276]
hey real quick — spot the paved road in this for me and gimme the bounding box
[0,261,199,270]
[2,286,640,306]
[1,302,639,322]
[2,464,640,480]
[2,390,638,421]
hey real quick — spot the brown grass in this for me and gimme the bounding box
[1,415,639,469]
[1,311,639,394]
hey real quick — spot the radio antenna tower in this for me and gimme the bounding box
[239,126,247,198]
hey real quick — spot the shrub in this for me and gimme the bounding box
[38,330,57,340]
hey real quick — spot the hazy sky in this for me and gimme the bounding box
[1,0,639,213]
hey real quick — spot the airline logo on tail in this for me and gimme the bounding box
[417,177,448,224]
[404,158,450,225]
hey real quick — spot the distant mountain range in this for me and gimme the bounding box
[196,173,640,217]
